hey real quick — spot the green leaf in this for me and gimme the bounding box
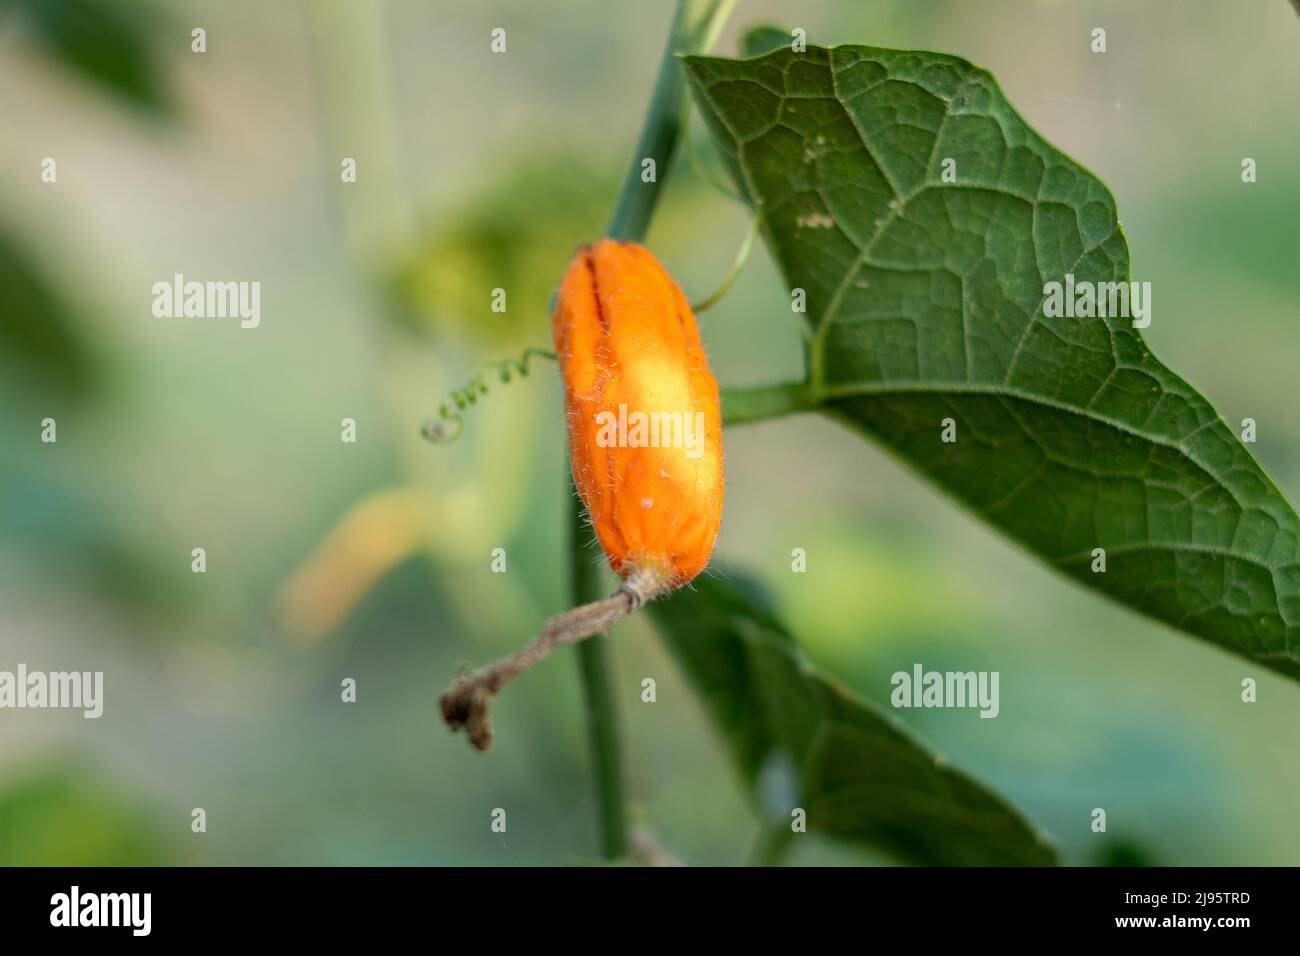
[685,45,1300,680]
[649,574,1058,866]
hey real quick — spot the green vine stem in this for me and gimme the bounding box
[568,488,627,858]
[573,0,738,862]
[605,0,738,243]
[721,380,817,427]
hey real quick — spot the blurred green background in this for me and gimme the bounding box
[1,0,1298,866]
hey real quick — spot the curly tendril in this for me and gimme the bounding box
[421,346,557,444]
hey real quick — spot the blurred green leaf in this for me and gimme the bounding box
[4,0,172,113]
[386,154,613,343]
[0,763,173,865]
[649,574,1059,865]
[687,45,1300,680]
[0,466,191,617]
[0,229,98,397]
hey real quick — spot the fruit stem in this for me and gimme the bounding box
[440,562,663,753]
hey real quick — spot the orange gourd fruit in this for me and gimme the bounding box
[441,240,725,750]
[552,239,724,593]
